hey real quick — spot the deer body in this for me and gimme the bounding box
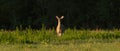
[56,16,65,36]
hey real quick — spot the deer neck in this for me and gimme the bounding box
[57,20,61,27]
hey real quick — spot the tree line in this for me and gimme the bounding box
[0,0,120,30]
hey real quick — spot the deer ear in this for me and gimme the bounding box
[60,16,64,19]
[56,16,59,19]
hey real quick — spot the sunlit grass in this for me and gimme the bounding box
[0,42,120,51]
[0,27,120,44]
[0,27,120,51]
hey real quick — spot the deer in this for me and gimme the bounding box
[56,16,65,37]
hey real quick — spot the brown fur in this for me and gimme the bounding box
[56,16,65,36]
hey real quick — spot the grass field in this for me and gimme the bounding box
[0,42,120,51]
[0,27,120,51]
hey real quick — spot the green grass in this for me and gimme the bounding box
[0,28,120,44]
[0,42,120,51]
[0,27,120,51]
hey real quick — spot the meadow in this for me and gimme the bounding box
[0,27,120,51]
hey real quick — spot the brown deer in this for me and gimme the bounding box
[56,16,65,36]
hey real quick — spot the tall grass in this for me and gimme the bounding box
[0,27,120,44]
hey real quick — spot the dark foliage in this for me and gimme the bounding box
[0,0,120,29]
